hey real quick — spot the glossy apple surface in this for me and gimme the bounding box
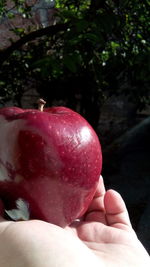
[0,105,102,227]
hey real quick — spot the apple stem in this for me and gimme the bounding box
[38,99,46,112]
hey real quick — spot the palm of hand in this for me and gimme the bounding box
[68,177,149,266]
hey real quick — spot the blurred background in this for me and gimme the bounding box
[0,0,150,253]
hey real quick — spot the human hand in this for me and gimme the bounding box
[70,176,150,266]
[0,204,100,267]
[0,176,149,267]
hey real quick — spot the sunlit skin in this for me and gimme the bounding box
[0,176,149,267]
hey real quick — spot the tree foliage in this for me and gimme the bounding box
[0,0,149,127]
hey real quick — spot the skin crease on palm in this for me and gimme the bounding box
[0,176,149,267]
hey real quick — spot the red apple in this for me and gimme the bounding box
[0,100,102,227]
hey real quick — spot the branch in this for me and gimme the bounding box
[0,23,69,66]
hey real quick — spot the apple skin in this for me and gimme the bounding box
[0,105,102,227]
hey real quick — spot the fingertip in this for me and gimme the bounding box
[104,189,132,229]
[104,189,126,213]
[94,175,106,198]
[107,189,122,199]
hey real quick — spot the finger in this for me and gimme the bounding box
[104,189,132,231]
[94,175,106,198]
[87,176,105,211]
[84,176,107,224]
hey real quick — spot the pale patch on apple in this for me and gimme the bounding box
[5,198,30,221]
[0,115,24,181]
[0,162,11,181]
